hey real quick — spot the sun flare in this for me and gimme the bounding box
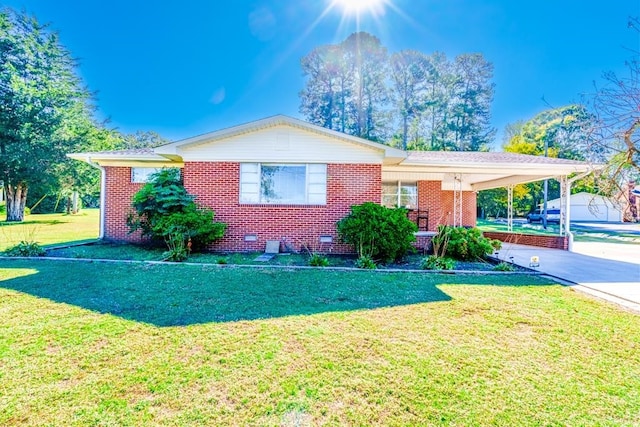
[331,0,387,17]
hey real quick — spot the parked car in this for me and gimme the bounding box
[527,208,561,223]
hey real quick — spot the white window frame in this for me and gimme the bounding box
[240,163,327,205]
[131,167,161,183]
[382,180,418,209]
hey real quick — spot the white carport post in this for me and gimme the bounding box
[507,185,514,232]
[560,175,568,237]
[453,173,463,226]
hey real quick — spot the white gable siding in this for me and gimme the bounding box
[178,125,384,164]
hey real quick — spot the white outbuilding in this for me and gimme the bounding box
[546,192,623,222]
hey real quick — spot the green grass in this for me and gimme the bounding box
[478,219,640,244]
[477,219,562,236]
[0,209,99,251]
[1,258,639,426]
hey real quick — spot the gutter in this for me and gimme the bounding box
[86,157,106,240]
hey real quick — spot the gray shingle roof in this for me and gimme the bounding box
[89,148,156,156]
[405,151,588,165]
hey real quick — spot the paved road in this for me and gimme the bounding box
[495,241,640,312]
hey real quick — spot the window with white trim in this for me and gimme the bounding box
[240,163,327,205]
[382,181,417,209]
[131,167,161,183]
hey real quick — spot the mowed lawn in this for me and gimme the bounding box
[1,259,639,426]
[0,209,99,250]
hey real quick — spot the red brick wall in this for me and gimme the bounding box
[183,162,381,253]
[416,181,441,231]
[103,167,144,242]
[102,164,484,251]
[415,181,476,230]
[483,231,569,250]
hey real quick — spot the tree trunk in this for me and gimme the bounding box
[402,113,408,151]
[72,191,79,214]
[5,182,28,222]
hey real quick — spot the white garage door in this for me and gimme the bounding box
[570,204,621,222]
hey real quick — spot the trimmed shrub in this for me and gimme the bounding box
[421,255,454,270]
[127,168,194,237]
[162,231,189,262]
[127,169,226,259]
[434,225,501,261]
[4,241,46,257]
[151,205,225,251]
[309,253,330,267]
[355,255,377,269]
[493,262,515,272]
[337,202,417,263]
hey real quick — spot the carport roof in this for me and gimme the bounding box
[383,151,597,191]
[404,151,588,166]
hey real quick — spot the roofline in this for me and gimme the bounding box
[66,152,182,168]
[154,114,407,160]
[67,152,170,162]
[392,162,596,174]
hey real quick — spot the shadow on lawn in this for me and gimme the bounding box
[0,219,67,227]
[0,259,461,327]
[0,259,554,327]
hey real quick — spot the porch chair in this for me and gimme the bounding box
[416,209,429,231]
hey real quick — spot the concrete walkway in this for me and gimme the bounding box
[495,242,640,312]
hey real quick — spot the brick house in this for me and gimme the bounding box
[69,115,594,252]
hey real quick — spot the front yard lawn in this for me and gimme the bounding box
[0,209,99,251]
[1,258,639,425]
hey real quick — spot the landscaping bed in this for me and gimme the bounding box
[45,242,530,272]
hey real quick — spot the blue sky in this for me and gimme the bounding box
[4,0,640,148]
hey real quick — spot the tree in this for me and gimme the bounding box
[299,44,347,132]
[122,130,167,149]
[50,119,132,214]
[389,50,428,149]
[586,19,640,205]
[300,39,496,150]
[500,105,596,214]
[418,52,454,150]
[0,9,91,221]
[27,120,169,214]
[477,185,530,220]
[505,105,594,161]
[449,54,496,151]
[300,32,389,142]
[341,32,389,141]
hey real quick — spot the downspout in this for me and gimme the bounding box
[565,170,592,251]
[86,157,106,240]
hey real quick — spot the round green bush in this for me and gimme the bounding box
[432,225,500,261]
[337,202,417,264]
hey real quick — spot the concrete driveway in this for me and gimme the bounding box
[495,241,640,312]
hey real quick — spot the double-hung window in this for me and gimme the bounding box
[382,181,417,209]
[240,163,327,205]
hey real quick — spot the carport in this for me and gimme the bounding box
[383,151,598,250]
